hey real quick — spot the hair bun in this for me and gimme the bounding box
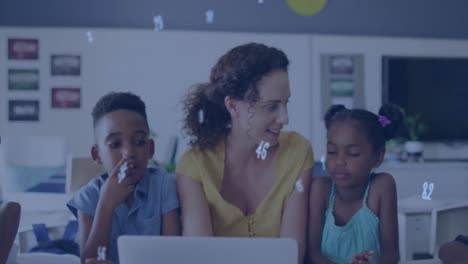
[324,104,347,129]
[378,104,404,140]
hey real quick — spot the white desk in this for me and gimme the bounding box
[398,196,468,261]
[379,162,468,201]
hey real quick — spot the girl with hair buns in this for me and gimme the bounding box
[307,104,402,264]
[176,43,314,263]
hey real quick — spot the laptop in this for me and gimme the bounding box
[118,236,297,264]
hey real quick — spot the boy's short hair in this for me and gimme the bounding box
[92,92,149,129]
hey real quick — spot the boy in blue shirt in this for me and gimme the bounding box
[67,92,180,264]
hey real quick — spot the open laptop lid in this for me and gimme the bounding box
[118,236,297,264]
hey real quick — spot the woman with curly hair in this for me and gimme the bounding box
[176,43,314,263]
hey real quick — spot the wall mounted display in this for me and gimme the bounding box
[51,54,81,76]
[8,38,39,60]
[321,54,364,115]
[51,87,81,108]
[330,78,354,97]
[8,100,40,121]
[8,69,39,91]
[329,55,354,74]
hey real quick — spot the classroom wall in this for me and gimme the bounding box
[0,27,313,161]
[1,27,468,164]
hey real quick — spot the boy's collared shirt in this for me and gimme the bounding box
[67,167,179,264]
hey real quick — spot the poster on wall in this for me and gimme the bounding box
[51,87,81,108]
[330,78,354,97]
[8,100,40,121]
[320,54,364,117]
[8,38,39,60]
[51,54,81,76]
[329,55,354,75]
[8,69,39,91]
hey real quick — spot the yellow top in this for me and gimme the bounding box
[177,131,313,237]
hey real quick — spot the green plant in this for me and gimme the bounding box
[147,130,178,173]
[385,139,399,152]
[403,112,427,141]
[164,163,176,173]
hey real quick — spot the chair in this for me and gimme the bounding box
[429,202,468,257]
[65,155,105,193]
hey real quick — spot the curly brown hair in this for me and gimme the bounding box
[182,42,290,150]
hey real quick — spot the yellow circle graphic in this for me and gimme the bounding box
[287,0,328,16]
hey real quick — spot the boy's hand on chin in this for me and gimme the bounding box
[100,158,135,210]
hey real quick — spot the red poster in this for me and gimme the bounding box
[8,38,39,60]
[51,88,81,109]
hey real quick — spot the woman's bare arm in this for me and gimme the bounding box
[176,174,213,236]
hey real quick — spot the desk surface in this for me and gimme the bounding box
[398,195,468,214]
[381,161,468,170]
